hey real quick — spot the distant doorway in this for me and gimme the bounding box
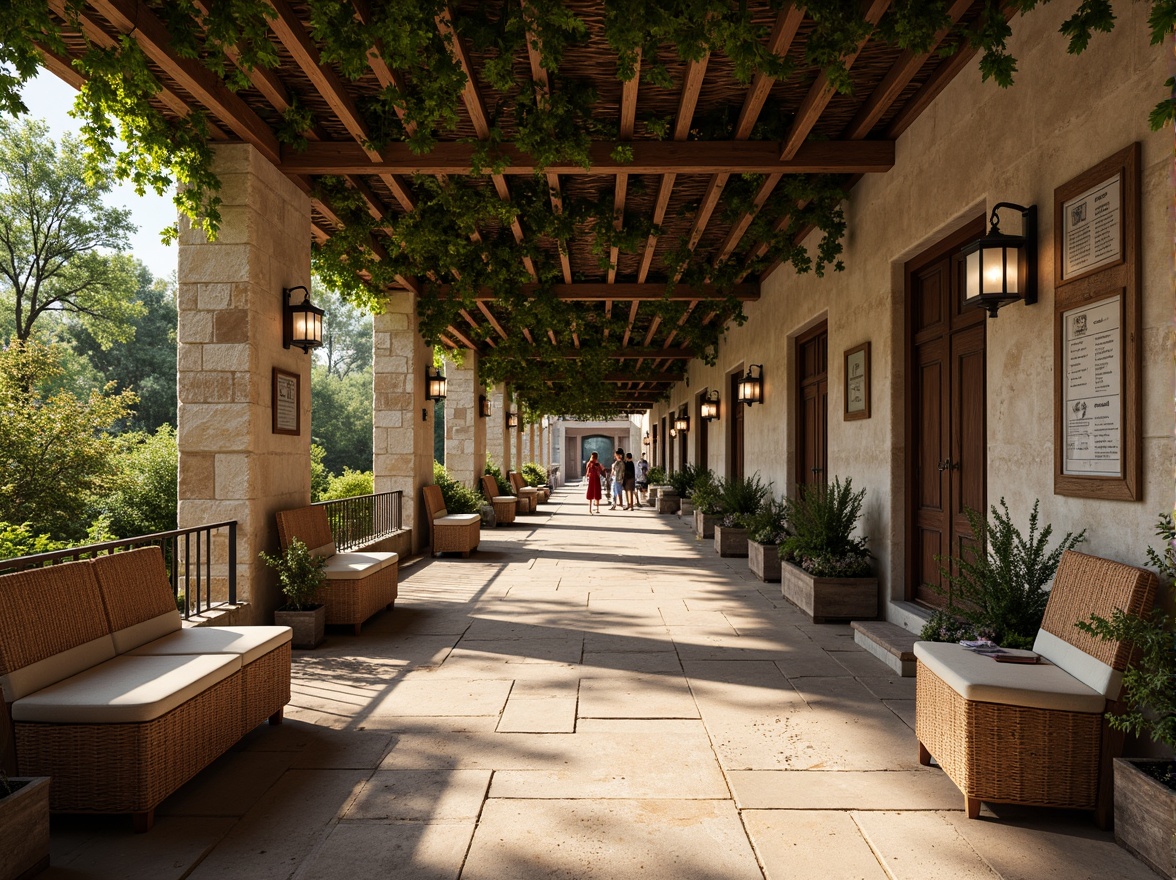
[797,323,828,488]
[581,435,615,476]
[729,372,744,481]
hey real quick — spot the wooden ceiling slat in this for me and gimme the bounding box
[608,49,641,285]
[622,301,639,347]
[885,30,985,139]
[87,0,274,154]
[438,281,758,301]
[845,0,973,139]
[477,302,509,339]
[447,324,477,349]
[278,139,895,176]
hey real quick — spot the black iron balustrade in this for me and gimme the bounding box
[314,490,402,552]
[0,521,237,621]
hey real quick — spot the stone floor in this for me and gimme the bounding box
[45,485,1159,879]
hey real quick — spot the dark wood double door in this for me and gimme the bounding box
[797,325,828,488]
[907,221,987,608]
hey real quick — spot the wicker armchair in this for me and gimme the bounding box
[509,471,541,513]
[274,506,398,634]
[422,484,481,557]
[915,550,1157,824]
[481,474,517,525]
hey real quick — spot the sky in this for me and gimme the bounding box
[19,70,179,280]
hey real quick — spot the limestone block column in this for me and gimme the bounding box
[443,352,483,487]
[486,383,505,472]
[373,293,434,555]
[177,143,311,626]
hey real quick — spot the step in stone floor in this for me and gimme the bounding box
[43,485,1158,880]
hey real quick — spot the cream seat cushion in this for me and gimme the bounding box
[436,513,481,524]
[111,610,183,654]
[914,641,1105,714]
[12,653,240,724]
[323,551,399,581]
[491,496,517,504]
[127,626,292,665]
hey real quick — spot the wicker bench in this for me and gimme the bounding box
[422,484,481,557]
[509,471,542,512]
[481,474,517,525]
[0,547,291,831]
[274,505,398,634]
[915,550,1157,824]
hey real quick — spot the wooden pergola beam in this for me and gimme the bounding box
[530,349,693,360]
[88,0,279,162]
[436,282,759,301]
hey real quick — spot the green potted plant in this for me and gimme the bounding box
[1078,513,1176,879]
[747,498,789,582]
[0,770,50,880]
[260,537,327,648]
[713,474,770,557]
[780,477,877,622]
[920,499,1085,648]
[646,465,666,507]
[690,472,723,537]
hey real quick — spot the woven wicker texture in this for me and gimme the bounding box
[422,485,447,521]
[90,547,177,632]
[323,564,397,628]
[240,642,292,734]
[275,506,334,552]
[423,485,480,555]
[16,670,242,814]
[481,475,517,524]
[1041,550,1158,669]
[916,660,1101,809]
[0,562,110,676]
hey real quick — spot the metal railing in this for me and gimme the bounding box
[0,521,237,620]
[315,490,402,552]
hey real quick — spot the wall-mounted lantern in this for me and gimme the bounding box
[507,411,520,429]
[425,366,447,401]
[737,365,764,407]
[669,426,678,439]
[700,390,720,421]
[642,431,651,447]
[479,394,492,418]
[673,413,690,434]
[960,202,1038,318]
[282,286,324,353]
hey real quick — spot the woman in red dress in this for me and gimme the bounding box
[584,452,603,514]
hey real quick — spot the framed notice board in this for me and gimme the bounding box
[1053,143,1141,501]
[272,367,301,436]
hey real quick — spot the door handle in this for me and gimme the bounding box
[937,459,959,472]
[811,467,823,475]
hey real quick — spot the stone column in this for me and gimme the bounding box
[177,143,311,626]
[373,293,434,555]
[443,352,482,487]
[486,383,505,473]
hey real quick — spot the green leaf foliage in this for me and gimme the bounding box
[646,465,666,485]
[0,341,136,541]
[1076,514,1176,752]
[89,425,178,539]
[310,364,373,477]
[781,476,871,578]
[484,456,511,495]
[319,468,375,501]
[259,537,326,611]
[432,461,483,514]
[747,497,789,545]
[0,522,67,562]
[932,498,1085,649]
[719,472,771,516]
[521,463,548,487]
[310,443,331,503]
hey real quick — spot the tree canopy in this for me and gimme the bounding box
[0,116,142,348]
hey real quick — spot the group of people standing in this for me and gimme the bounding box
[583,448,649,514]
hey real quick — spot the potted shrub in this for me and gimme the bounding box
[780,477,878,623]
[713,474,770,557]
[747,498,788,582]
[665,465,696,516]
[0,772,50,880]
[1078,514,1176,879]
[690,473,723,538]
[261,537,327,649]
[919,499,1085,648]
[647,466,666,506]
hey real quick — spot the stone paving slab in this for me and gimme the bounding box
[728,769,963,810]
[345,770,492,821]
[742,810,889,880]
[296,821,476,880]
[578,673,699,718]
[497,694,578,732]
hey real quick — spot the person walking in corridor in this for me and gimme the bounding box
[584,452,603,514]
[636,454,650,505]
[623,453,637,510]
[609,449,625,510]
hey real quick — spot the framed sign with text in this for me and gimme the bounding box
[1053,143,1140,501]
[272,368,301,436]
[843,341,870,421]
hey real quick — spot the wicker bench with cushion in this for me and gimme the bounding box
[915,550,1157,824]
[509,471,541,512]
[422,484,481,557]
[274,505,398,634]
[0,547,291,831]
[481,474,517,525]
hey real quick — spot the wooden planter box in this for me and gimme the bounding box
[648,486,659,504]
[714,525,749,557]
[694,511,721,538]
[1114,758,1176,879]
[780,561,878,623]
[679,499,695,517]
[748,541,781,582]
[0,777,49,880]
[656,490,679,514]
[275,603,326,648]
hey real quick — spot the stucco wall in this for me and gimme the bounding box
[653,8,1173,619]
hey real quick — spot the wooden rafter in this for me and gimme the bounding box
[477,302,508,340]
[608,49,641,288]
[87,0,279,162]
[532,349,693,360]
[438,282,759,301]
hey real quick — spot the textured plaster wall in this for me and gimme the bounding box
[176,143,311,625]
[653,8,1173,617]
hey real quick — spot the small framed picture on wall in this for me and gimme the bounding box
[272,367,300,435]
[844,342,870,421]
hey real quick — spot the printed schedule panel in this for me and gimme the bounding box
[1062,294,1122,477]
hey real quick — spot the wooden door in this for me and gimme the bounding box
[797,324,828,488]
[729,372,745,480]
[907,220,987,608]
